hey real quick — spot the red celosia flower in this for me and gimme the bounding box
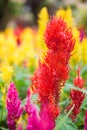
[67,69,85,121]
[45,16,75,52]
[32,17,75,120]
[14,25,23,37]
[14,25,23,46]
[74,69,85,88]
[6,83,23,130]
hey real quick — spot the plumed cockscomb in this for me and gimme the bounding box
[6,83,23,130]
[45,17,75,52]
[32,17,75,121]
[67,69,85,121]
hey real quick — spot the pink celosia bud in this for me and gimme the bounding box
[6,82,23,130]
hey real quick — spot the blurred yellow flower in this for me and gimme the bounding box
[36,7,49,61]
[56,7,74,27]
[0,62,13,83]
[38,7,49,35]
[56,7,80,40]
[80,38,87,64]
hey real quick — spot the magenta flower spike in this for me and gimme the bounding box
[39,104,55,130]
[6,82,23,130]
[25,89,40,130]
[25,89,55,130]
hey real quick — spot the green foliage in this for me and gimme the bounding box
[54,105,77,130]
[12,65,31,99]
[8,0,23,16]
[0,0,23,30]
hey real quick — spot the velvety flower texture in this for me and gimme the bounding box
[45,16,75,52]
[39,104,55,130]
[25,89,55,130]
[32,17,75,120]
[84,110,87,130]
[67,69,85,121]
[6,82,23,130]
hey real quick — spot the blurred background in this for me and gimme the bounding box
[0,0,87,33]
[0,1,87,128]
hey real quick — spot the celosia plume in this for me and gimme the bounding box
[67,69,85,121]
[6,82,23,130]
[32,17,75,120]
[45,17,75,52]
[0,62,13,83]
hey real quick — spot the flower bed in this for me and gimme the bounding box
[0,7,87,130]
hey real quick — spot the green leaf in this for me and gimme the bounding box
[31,93,38,103]
[81,65,87,75]
[56,118,77,130]
[54,105,74,130]
[0,127,8,130]
[65,83,87,95]
[81,95,87,110]
[21,98,26,107]
[12,66,31,99]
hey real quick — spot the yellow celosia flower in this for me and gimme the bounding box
[56,7,74,27]
[70,42,82,66]
[38,7,49,35]
[80,38,87,64]
[0,62,13,83]
[70,36,87,66]
[5,28,16,39]
[70,27,80,65]
[0,33,6,60]
[13,27,38,67]
[36,7,49,61]
[0,7,86,70]
[0,27,39,68]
